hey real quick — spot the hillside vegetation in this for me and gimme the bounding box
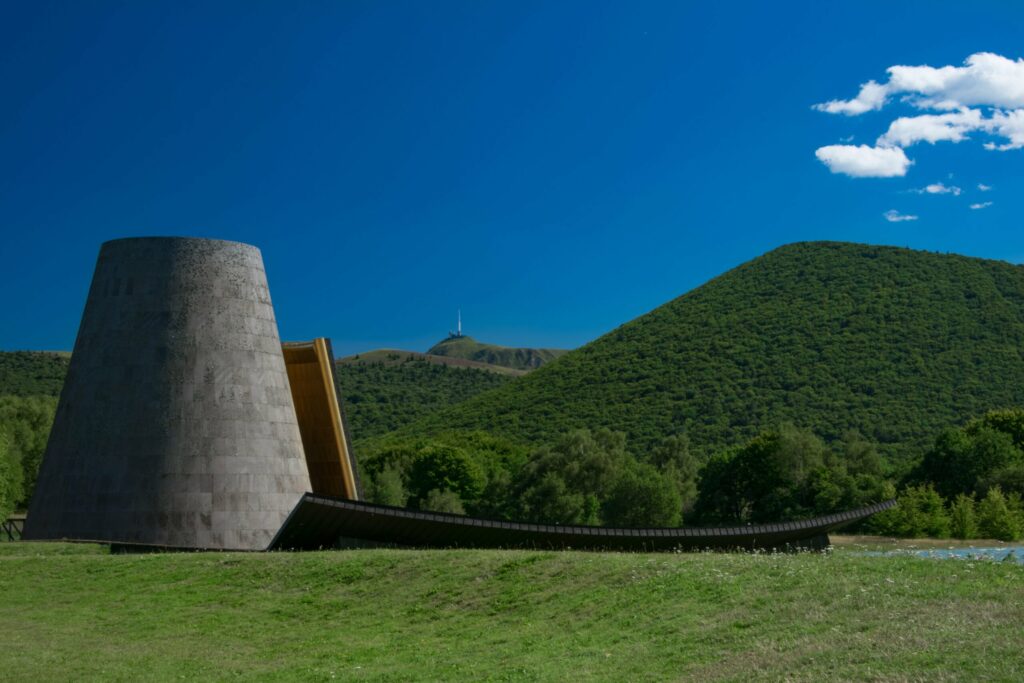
[335,357,512,441]
[339,349,525,376]
[2,542,1022,681]
[0,350,510,453]
[427,335,568,371]
[397,242,1024,463]
[0,352,68,397]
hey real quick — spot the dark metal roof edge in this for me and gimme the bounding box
[281,495,896,542]
[266,491,314,550]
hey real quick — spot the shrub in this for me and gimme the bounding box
[914,410,1024,500]
[520,472,588,525]
[602,463,682,528]
[948,494,977,540]
[649,435,698,516]
[368,466,407,507]
[976,487,1021,541]
[0,430,22,520]
[875,485,950,538]
[408,445,485,507]
[0,395,57,507]
[422,489,465,515]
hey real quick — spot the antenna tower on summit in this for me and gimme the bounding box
[457,309,462,337]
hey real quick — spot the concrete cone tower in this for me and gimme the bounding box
[24,237,312,550]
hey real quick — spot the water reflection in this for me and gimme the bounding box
[859,547,1024,563]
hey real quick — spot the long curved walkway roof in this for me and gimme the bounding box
[269,495,896,552]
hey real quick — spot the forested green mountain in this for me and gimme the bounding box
[335,357,512,441]
[0,352,69,397]
[0,350,511,445]
[393,242,1024,463]
[339,349,526,376]
[427,336,568,371]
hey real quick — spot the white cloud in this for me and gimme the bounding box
[911,182,961,195]
[970,201,993,209]
[814,52,1024,175]
[978,183,993,191]
[982,108,1024,150]
[884,209,919,222]
[877,109,984,147]
[814,80,889,115]
[819,53,1024,114]
[814,144,912,178]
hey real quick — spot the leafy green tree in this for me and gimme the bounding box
[649,435,699,515]
[804,466,849,515]
[693,425,835,524]
[520,472,587,525]
[914,410,1024,500]
[976,486,1021,541]
[0,429,23,521]
[837,431,883,478]
[408,445,485,507]
[422,488,465,515]
[554,428,628,498]
[948,494,977,540]
[970,408,1024,450]
[899,485,950,538]
[865,481,901,535]
[514,428,633,524]
[0,395,57,506]
[368,466,407,507]
[602,463,682,527]
[966,428,1021,491]
[357,431,527,518]
[475,466,515,520]
[692,450,746,523]
[865,485,948,538]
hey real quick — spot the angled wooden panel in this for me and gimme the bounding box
[282,338,360,500]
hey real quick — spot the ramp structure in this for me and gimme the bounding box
[24,236,894,552]
[270,495,895,552]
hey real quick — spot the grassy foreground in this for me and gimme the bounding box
[1,542,1022,681]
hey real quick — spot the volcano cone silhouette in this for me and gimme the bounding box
[24,237,312,550]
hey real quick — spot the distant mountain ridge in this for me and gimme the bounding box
[391,242,1024,463]
[427,335,569,371]
[14,241,1024,465]
[338,349,526,377]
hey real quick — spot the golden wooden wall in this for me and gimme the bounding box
[282,338,359,499]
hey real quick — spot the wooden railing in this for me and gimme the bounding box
[1,515,25,541]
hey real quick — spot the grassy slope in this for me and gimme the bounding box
[0,351,69,397]
[399,242,1024,462]
[427,336,569,371]
[1,542,1021,681]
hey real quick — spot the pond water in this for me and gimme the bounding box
[860,547,1024,563]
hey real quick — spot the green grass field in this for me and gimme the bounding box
[1,541,1021,681]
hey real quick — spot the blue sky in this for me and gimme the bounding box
[2,1,1022,354]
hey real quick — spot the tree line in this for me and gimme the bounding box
[0,396,57,520]
[4,388,1024,541]
[359,408,1024,540]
